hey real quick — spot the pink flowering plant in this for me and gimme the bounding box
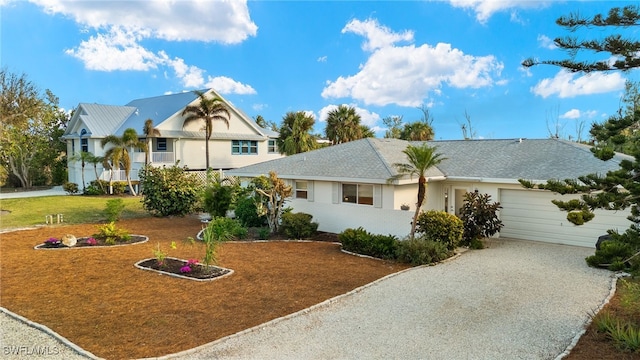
[180,259,200,274]
[85,237,97,246]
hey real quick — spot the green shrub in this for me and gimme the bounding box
[93,222,131,245]
[205,217,247,241]
[338,227,398,259]
[139,165,200,216]
[203,183,234,218]
[85,180,109,195]
[458,190,503,246]
[395,237,451,265]
[235,196,266,227]
[415,210,463,250]
[111,181,127,195]
[586,240,633,269]
[280,212,319,239]
[63,182,79,194]
[104,198,125,222]
[257,227,270,240]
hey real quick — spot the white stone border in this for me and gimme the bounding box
[134,257,234,282]
[554,271,630,360]
[0,307,102,360]
[33,235,148,250]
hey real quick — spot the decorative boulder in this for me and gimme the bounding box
[61,234,77,247]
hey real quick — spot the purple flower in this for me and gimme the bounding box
[86,237,97,245]
[180,266,192,273]
[45,237,61,245]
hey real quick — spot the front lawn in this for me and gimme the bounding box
[0,195,147,229]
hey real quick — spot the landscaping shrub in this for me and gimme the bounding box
[458,190,503,246]
[139,165,200,216]
[203,183,235,218]
[338,227,398,260]
[63,182,79,194]
[104,198,125,222]
[395,237,451,265]
[205,217,247,241]
[234,196,266,227]
[111,181,127,195]
[415,210,463,250]
[93,222,131,245]
[280,212,319,239]
[85,180,109,195]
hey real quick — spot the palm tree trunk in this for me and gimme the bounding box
[410,176,427,240]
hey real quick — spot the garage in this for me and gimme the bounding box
[499,189,632,248]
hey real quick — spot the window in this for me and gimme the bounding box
[81,138,88,152]
[157,138,167,151]
[295,181,308,199]
[342,184,374,205]
[268,139,278,153]
[232,140,258,155]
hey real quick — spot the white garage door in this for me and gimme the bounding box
[499,189,632,248]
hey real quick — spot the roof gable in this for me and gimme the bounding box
[64,103,136,137]
[229,138,444,183]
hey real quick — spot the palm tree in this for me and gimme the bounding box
[325,105,364,145]
[142,118,160,165]
[86,153,105,193]
[181,91,230,170]
[388,143,446,239]
[400,121,435,141]
[277,111,318,155]
[68,151,93,193]
[101,128,146,196]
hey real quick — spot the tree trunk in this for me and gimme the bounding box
[410,176,427,240]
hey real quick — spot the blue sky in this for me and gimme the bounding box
[1,0,638,140]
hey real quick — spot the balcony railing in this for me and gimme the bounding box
[99,170,140,182]
[132,152,175,164]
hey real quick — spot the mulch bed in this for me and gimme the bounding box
[135,257,232,281]
[0,216,408,360]
[35,235,148,249]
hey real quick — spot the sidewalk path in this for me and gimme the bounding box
[0,186,67,199]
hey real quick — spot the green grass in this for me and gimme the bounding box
[0,196,149,230]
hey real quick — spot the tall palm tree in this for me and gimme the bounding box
[181,91,230,169]
[68,151,93,193]
[325,105,364,145]
[388,143,446,239]
[101,128,146,196]
[142,118,160,165]
[86,153,106,193]
[277,111,318,155]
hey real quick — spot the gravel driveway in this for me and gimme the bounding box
[1,238,616,360]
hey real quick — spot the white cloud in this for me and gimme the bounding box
[531,70,626,98]
[448,0,549,23]
[65,27,160,71]
[537,34,557,50]
[322,35,504,107]
[205,76,256,95]
[317,56,328,63]
[56,1,256,94]
[318,104,381,128]
[342,18,413,51]
[560,109,581,119]
[31,0,257,43]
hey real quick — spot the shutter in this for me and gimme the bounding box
[332,183,340,204]
[307,181,314,202]
[373,184,382,208]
